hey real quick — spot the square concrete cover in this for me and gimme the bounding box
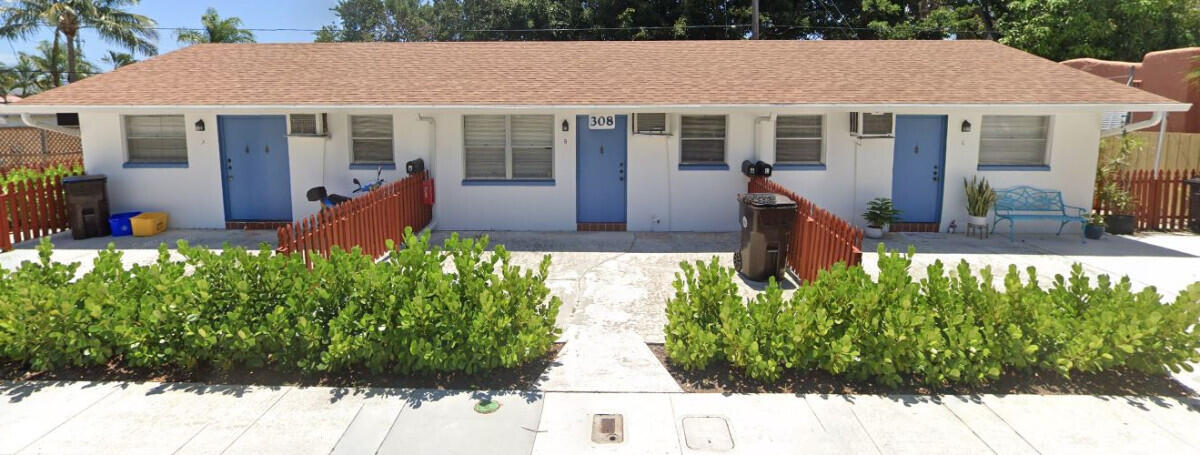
[681,416,734,451]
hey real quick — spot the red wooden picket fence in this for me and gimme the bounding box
[748,176,864,283]
[1094,169,1199,231]
[0,175,71,251]
[276,171,432,265]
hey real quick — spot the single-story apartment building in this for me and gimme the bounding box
[1,40,1188,232]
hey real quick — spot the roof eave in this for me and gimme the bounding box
[0,102,1190,114]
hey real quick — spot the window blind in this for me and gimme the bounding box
[680,115,726,164]
[775,115,823,163]
[510,115,553,179]
[464,115,553,180]
[125,115,187,163]
[350,115,394,164]
[979,115,1049,165]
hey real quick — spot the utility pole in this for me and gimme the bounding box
[752,0,760,39]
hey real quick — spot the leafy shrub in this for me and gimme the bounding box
[0,229,562,375]
[664,244,1200,386]
[1,163,84,189]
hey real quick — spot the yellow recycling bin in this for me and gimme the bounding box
[131,212,168,237]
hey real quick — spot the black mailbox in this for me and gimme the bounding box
[405,158,425,175]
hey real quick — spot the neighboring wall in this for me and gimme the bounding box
[1063,48,1200,133]
[0,126,82,169]
[77,107,1103,233]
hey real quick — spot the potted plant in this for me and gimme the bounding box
[1085,211,1106,240]
[862,197,901,239]
[1095,134,1142,235]
[963,176,996,227]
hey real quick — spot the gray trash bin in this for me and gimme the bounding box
[735,192,797,282]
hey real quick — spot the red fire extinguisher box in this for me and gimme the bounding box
[422,178,435,206]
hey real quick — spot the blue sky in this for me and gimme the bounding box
[1,0,340,67]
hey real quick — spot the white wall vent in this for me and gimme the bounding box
[288,113,328,136]
[633,113,670,135]
[849,112,893,137]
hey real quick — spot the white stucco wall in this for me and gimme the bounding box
[75,107,1104,234]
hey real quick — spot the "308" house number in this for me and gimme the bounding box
[588,115,616,130]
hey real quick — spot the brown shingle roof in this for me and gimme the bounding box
[13,40,1185,107]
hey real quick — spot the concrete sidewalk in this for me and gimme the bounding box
[2,380,1198,454]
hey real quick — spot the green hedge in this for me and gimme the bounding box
[666,244,1200,385]
[0,230,561,374]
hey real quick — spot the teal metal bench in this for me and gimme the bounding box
[992,186,1087,242]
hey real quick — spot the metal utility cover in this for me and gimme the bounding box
[682,416,734,451]
[591,414,624,444]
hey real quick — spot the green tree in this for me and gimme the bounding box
[175,7,255,45]
[8,55,43,95]
[0,1,157,84]
[21,39,96,90]
[1000,0,1200,62]
[100,49,135,69]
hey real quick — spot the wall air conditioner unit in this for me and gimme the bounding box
[287,113,328,136]
[849,112,893,138]
[633,113,670,135]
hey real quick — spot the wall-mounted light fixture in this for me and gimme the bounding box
[561,119,569,132]
[961,120,971,133]
[194,119,206,132]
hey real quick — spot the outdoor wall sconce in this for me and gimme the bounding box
[194,119,205,132]
[961,120,971,133]
[562,119,569,132]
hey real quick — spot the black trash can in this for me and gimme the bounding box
[735,192,797,282]
[62,174,110,239]
[1185,177,1200,234]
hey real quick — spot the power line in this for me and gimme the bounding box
[71,22,996,36]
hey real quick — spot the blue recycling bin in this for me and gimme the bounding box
[108,211,142,237]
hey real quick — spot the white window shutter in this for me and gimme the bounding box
[464,115,507,179]
[775,115,823,164]
[980,115,1050,165]
[350,115,394,163]
[510,115,554,179]
[680,115,726,164]
[125,115,187,163]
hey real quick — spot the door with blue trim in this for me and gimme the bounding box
[218,115,293,221]
[576,115,627,223]
[891,115,947,223]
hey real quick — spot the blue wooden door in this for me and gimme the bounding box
[576,115,627,223]
[891,115,947,223]
[218,116,293,221]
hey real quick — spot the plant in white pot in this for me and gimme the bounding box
[964,176,997,227]
[862,197,900,239]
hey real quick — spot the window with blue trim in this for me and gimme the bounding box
[979,115,1050,166]
[464,115,554,180]
[125,115,187,165]
[775,115,824,164]
[350,115,394,165]
[680,115,726,165]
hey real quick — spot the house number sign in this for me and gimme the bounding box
[588,115,616,130]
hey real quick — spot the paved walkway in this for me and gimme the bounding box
[2,381,1198,454]
[3,230,1199,453]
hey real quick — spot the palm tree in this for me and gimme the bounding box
[10,55,42,95]
[101,49,135,69]
[0,1,157,84]
[175,8,254,45]
[23,39,96,90]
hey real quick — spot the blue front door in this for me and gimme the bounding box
[218,115,293,221]
[891,115,947,223]
[576,115,627,223]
